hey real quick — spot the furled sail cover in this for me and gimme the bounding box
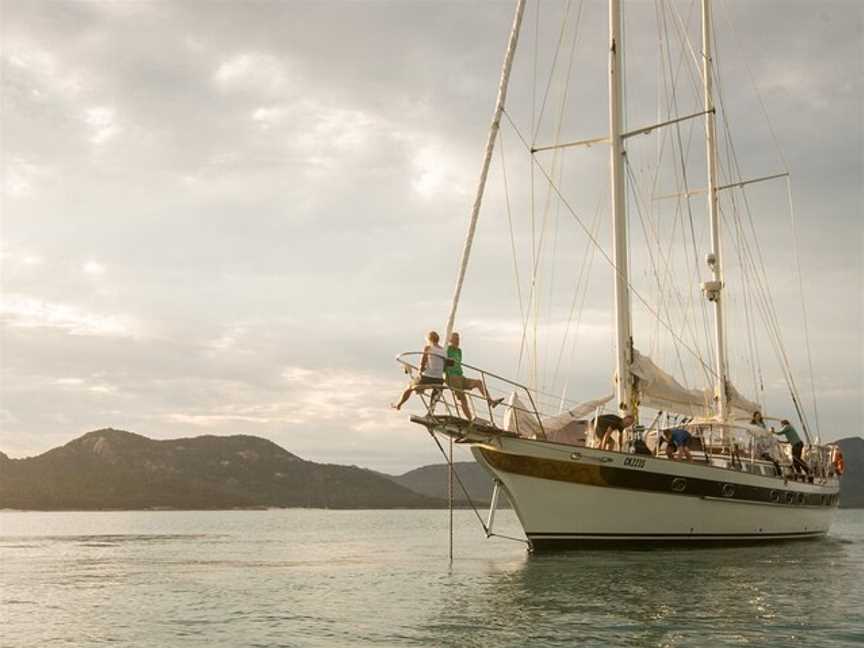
[726,382,762,418]
[630,350,713,417]
[542,394,614,432]
[631,350,763,418]
[502,392,543,438]
[503,392,613,439]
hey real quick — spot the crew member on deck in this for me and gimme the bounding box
[444,332,503,418]
[751,411,767,429]
[774,419,810,477]
[392,331,446,411]
[591,413,635,451]
[663,427,693,461]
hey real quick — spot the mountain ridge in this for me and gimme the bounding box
[0,428,443,510]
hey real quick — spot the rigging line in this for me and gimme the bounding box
[566,202,604,381]
[527,0,539,385]
[517,15,582,386]
[716,0,789,172]
[498,131,526,334]
[714,2,813,431]
[710,31,763,404]
[541,7,583,392]
[532,0,577,142]
[543,172,562,394]
[550,189,605,388]
[625,158,693,390]
[515,148,561,381]
[719,196,812,440]
[667,0,704,93]
[732,190,763,403]
[710,57,813,439]
[785,176,821,441]
[426,429,528,546]
[502,109,717,379]
[627,154,709,394]
[659,0,716,372]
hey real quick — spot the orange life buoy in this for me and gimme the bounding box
[834,450,845,476]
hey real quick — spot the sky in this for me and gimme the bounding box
[1,0,861,473]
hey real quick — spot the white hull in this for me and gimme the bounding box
[469,436,839,550]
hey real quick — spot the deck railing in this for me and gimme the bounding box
[394,352,840,481]
[395,351,547,438]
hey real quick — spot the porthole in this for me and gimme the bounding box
[721,483,735,498]
[671,477,687,492]
[769,490,780,503]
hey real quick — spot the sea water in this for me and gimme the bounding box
[1,509,862,647]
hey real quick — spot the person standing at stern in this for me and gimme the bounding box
[774,419,810,477]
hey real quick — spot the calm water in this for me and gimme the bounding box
[1,509,862,647]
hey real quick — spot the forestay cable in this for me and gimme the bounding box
[444,0,527,343]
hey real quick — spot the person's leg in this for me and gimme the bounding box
[392,385,414,410]
[601,429,614,451]
[456,391,472,418]
[446,376,471,418]
[792,442,809,475]
[680,445,693,461]
[466,378,504,407]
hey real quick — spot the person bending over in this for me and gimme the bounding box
[663,427,693,461]
[592,413,635,451]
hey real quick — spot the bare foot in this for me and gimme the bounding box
[390,402,401,411]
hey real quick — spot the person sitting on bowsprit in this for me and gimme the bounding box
[392,331,447,411]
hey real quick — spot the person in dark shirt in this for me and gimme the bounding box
[774,419,810,476]
[591,413,635,451]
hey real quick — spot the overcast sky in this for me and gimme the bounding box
[1,0,861,473]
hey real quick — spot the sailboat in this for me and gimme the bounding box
[396,0,841,550]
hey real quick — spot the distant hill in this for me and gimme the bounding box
[0,429,443,510]
[390,461,509,508]
[836,436,864,508]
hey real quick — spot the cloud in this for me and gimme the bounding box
[0,294,139,338]
[214,52,288,96]
[82,260,106,276]
[84,106,119,145]
[1,158,51,198]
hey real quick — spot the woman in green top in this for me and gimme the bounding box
[445,332,503,418]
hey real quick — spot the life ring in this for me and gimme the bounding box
[834,450,845,476]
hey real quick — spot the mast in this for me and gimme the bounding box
[700,0,729,419]
[609,0,634,415]
[444,0,527,343]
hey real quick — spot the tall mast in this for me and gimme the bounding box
[609,0,633,415]
[700,0,728,419]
